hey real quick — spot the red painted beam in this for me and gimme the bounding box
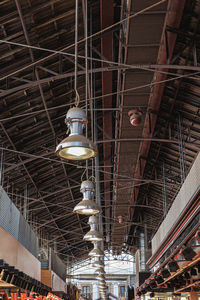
[100,0,113,239]
[131,0,186,215]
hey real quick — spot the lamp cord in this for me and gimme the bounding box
[85,0,89,179]
[75,0,80,107]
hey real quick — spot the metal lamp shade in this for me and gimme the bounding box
[89,247,104,257]
[56,134,97,160]
[98,280,106,285]
[92,260,104,267]
[96,274,105,280]
[73,199,101,215]
[98,286,107,290]
[83,229,104,242]
[94,268,105,274]
[97,278,105,283]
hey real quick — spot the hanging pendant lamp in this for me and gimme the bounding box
[92,259,104,268]
[89,247,104,257]
[98,285,106,290]
[74,180,101,215]
[89,242,104,257]
[84,229,103,242]
[99,286,106,289]
[94,268,105,274]
[56,107,97,160]
[98,284,106,289]
[83,216,104,242]
[98,284,106,288]
[56,0,97,161]
[96,275,105,281]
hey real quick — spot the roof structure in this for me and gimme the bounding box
[0,0,199,265]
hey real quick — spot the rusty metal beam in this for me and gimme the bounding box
[130,0,186,224]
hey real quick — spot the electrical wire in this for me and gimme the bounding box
[2,39,200,85]
[74,0,80,107]
[0,0,167,82]
[1,69,200,125]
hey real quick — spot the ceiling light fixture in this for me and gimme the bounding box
[96,274,105,280]
[83,216,104,242]
[98,285,106,289]
[55,0,97,161]
[56,107,97,160]
[92,256,105,268]
[74,180,101,215]
[89,242,104,257]
[94,268,105,274]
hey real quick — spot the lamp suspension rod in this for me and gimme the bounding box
[85,0,88,178]
[90,6,94,178]
[75,0,79,106]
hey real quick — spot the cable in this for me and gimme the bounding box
[1,69,200,124]
[2,39,200,84]
[0,0,167,81]
[74,0,80,107]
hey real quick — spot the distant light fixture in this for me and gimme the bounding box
[84,229,104,242]
[118,215,123,224]
[94,268,105,274]
[56,107,97,160]
[74,181,101,215]
[96,274,105,281]
[89,242,104,257]
[98,282,106,289]
[92,260,104,268]
[128,108,143,126]
[97,278,105,282]
[98,285,106,289]
[83,216,104,242]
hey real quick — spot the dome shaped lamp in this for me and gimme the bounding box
[92,257,104,268]
[94,268,105,274]
[98,286,106,290]
[96,275,105,281]
[83,216,104,242]
[56,107,97,160]
[98,283,107,290]
[98,284,106,289]
[73,180,101,215]
[89,242,104,257]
